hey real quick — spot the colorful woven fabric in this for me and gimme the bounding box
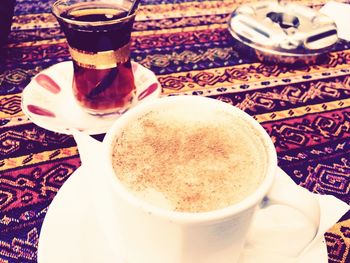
[1,0,350,262]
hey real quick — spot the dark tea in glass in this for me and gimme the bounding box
[52,0,137,116]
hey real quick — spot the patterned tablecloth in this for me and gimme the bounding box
[1,0,350,262]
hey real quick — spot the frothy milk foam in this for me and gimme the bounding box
[112,104,267,212]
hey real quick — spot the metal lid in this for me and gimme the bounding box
[228,1,338,63]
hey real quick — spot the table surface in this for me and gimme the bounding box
[1,0,350,262]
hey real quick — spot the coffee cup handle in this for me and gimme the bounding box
[261,168,320,229]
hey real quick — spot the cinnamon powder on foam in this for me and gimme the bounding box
[112,108,267,213]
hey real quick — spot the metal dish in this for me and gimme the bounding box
[228,1,338,64]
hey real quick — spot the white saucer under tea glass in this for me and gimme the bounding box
[21,61,161,135]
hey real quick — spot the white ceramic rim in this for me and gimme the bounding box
[103,95,278,224]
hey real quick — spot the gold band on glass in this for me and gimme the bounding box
[68,43,131,69]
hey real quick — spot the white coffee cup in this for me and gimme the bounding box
[79,96,320,263]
